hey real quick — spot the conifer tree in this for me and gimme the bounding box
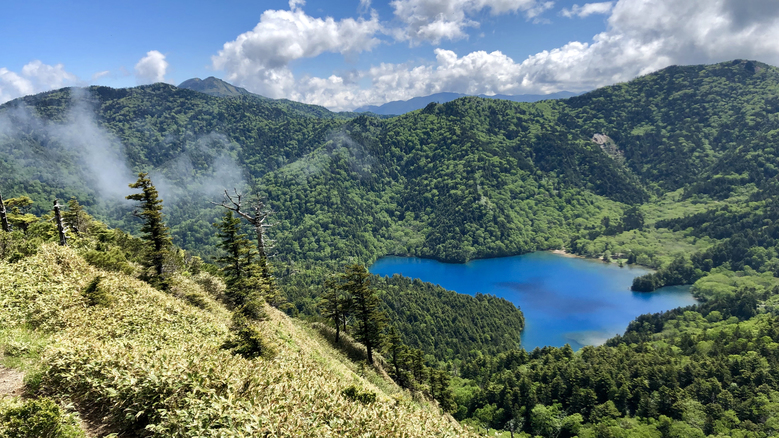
[385,326,409,387]
[63,197,92,235]
[126,173,171,285]
[213,210,267,320]
[5,196,37,233]
[213,190,279,305]
[340,264,385,364]
[430,369,457,413]
[214,211,251,292]
[319,275,351,343]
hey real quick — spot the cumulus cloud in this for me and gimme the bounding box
[134,50,169,84]
[283,49,525,110]
[212,4,382,98]
[390,0,553,43]
[561,2,613,18]
[213,0,779,111]
[0,61,78,104]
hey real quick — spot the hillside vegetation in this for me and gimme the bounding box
[0,243,473,437]
[4,59,779,436]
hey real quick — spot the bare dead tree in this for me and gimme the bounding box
[212,189,275,283]
[53,199,68,246]
[0,193,9,232]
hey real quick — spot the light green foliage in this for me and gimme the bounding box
[0,397,84,438]
[0,243,475,437]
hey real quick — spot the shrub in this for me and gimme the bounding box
[0,397,84,438]
[81,276,111,307]
[221,314,276,360]
[341,385,377,404]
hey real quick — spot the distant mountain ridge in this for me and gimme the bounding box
[354,91,582,115]
[177,76,580,116]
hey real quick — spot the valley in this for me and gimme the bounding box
[2,59,779,436]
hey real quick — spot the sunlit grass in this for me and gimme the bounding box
[0,244,474,437]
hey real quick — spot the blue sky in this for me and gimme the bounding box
[2,0,779,110]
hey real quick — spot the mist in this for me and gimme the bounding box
[149,132,249,205]
[0,88,135,203]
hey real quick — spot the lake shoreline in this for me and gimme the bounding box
[370,253,696,350]
[549,249,584,259]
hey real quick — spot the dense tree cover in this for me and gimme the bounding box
[283,265,524,362]
[629,183,779,292]
[562,60,779,192]
[5,59,779,435]
[455,290,779,436]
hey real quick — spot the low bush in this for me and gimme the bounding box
[341,385,377,404]
[0,397,84,438]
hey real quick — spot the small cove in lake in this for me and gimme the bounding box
[369,252,698,350]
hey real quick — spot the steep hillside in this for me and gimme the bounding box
[562,60,779,192]
[0,244,473,437]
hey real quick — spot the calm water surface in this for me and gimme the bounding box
[369,252,698,350]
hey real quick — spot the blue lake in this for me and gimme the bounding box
[369,252,698,350]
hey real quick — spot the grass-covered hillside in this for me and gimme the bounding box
[0,242,473,437]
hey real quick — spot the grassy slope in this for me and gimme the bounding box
[0,244,472,437]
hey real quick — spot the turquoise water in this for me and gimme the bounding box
[369,252,698,350]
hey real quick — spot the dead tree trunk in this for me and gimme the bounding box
[0,193,9,232]
[213,189,275,283]
[53,199,68,246]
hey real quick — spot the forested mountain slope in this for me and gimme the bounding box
[3,59,779,357]
[4,60,779,436]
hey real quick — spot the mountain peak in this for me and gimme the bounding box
[177,76,258,98]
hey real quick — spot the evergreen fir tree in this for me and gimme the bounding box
[126,173,171,286]
[340,264,385,364]
[214,211,251,293]
[319,275,351,343]
[213,210,266,320]
[63,197,92,235]
[385,326,409,387]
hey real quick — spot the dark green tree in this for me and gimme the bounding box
[622,205,645,231]
[340,264,385,364]
[126,173,171,285]
[385,326,409,387]
[214,211,251,291]
[319,275,351,343]
[214,190,279,305]
[430,368,457,413]
[63,197,92,235]
[5,196,37,233]
[213,210,268,320]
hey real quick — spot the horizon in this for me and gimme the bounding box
[3,0,779,111]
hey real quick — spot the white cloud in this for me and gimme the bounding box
[213,0,779,111]
[212,4,382,98]
[390,0,553,43]
[91,70,111,81]
[0,61,78,104]
[134,50,169,84]
[561,2,613,18]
